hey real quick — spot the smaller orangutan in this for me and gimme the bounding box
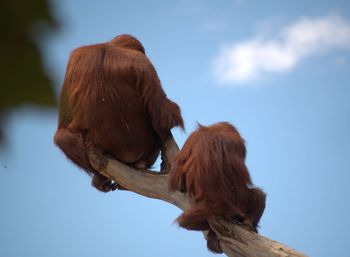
[168,122,266,253]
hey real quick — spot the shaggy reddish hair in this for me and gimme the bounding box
[54,34,183,192]
[169,122,265,253]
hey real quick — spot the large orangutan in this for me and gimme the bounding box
[54,34,184,192]
[168,122,266,253]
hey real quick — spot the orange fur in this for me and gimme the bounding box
[54,34,184,192]
[169,122,265,253]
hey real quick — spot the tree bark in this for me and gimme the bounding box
[88,134,308,257]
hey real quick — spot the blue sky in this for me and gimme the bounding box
[1,0,350,256]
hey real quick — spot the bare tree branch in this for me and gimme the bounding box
[88,134,308,257]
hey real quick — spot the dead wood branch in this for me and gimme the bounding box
[88,134,307,257]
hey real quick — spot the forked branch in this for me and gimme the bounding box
[88,134,307,257]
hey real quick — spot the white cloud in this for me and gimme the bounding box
[213,14,350,84]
